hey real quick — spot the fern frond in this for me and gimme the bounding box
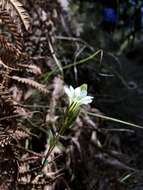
[8,0,30,31]
[0,10,22,51]
[0,59,18,70]
[0,34,21,64]
[0,0,7,9]
[12,76,48,93]
[17,64,42,75]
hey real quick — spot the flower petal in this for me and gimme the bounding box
[74,86,81,97]
[80,84,87,98]
[80,89,87,98]
[79,96,93,105]
[64,84,93,106]
[80,84,87,92]
[69,86,75,95]
[64,86,71,97]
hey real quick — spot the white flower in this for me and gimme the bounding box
[64,84,93,106]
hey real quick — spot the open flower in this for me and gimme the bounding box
[63,84,93,130]
[64,84,93,107]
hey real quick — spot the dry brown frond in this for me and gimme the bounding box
[0,9,22,51]
[0,34,21,65]
[8,0,30,31]
[12,76,48,93]
[17,63,42,75]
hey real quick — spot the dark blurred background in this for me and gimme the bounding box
[62,0,143,127]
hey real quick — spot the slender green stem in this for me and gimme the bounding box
[86,111,143,129]
[42,50,102,81]
[42,133,59,168]
[42,105,79,169]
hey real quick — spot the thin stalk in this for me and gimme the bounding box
[86,111,143,129]
[42,105,78,169]
[41,133,59,168]
[42,49,102,81]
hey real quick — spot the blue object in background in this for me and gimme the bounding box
[102,7,117,23]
